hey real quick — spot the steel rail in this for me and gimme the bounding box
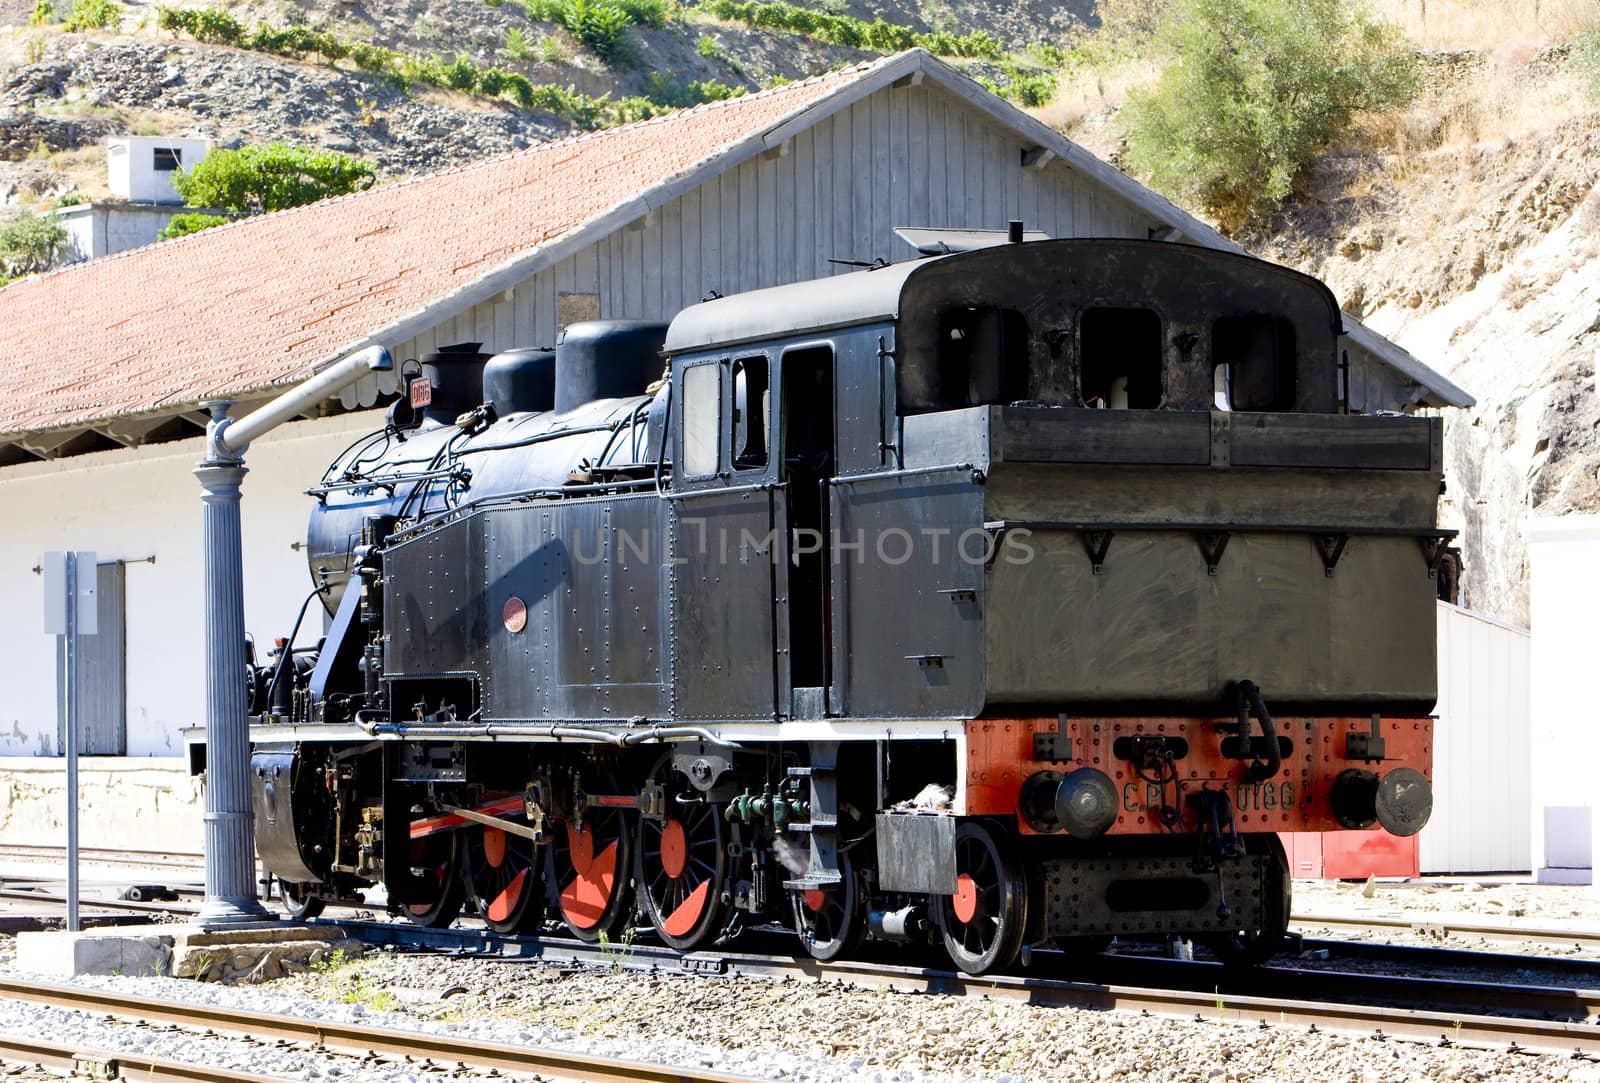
[0,1030,281,1082]
[318,919,1600,1058]
[0,977,762,1083]
[0,844,204,869]
[1298,937,1600,983]
[0,889,200,917]
[1294,912,1600,953]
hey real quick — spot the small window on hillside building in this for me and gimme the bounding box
[732,356,769,470]
[153,148,182,172]
[681,363,721,477]
[1213,315,1297,412]
[935,306,1031,408]
[1080,308,1163,409]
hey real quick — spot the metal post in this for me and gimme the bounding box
[194,401,272,926]
[191,346,392,928]
[63,552,79,934]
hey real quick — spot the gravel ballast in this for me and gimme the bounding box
[3,936,1597,1083]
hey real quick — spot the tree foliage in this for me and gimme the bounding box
[158,212,228,240]
[0,210,68,277]
[172,143,376,215]
[1123,0,1418,232]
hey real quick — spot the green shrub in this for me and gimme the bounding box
[618,0,668,27]
[158,211,228,239]
[478,66,508,95]
[249,23,349,61]
[63,0,122,31]
[1029,40,1066,67]
[978,64,1057,108]
[1122,0,1418,232]
[698,0,1002,59]
[173,143,376,214]
[0,210,68,276]
[349,41,399,75]
[643,71,740,107]
[443,53,480,90]
[1578,23,1600,101]
[30,0,55,26]
[502,26,533,59]
[538,34,568,62]
[560,0,635,64]
[695,33,719,58]
[157,6,245,45]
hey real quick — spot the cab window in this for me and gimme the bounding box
[1080,307,1163,409]
[732,355,769,470]
[681,362,721,477]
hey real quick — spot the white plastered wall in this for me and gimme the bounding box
[0,411,375,757]
[1423,601,1531,873]
[1523,514,1600,885]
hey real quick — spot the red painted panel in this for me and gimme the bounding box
[1279,830,1420,879]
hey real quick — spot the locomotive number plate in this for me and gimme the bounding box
[409,376,433,408]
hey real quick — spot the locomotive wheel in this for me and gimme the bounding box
[1204,835,1291,967]
[931,821,1026,976]
[401,830,466,928]
[279,880,326,922]
[637,770,728,952]
[547,809,634,942]
[466,820,546,934]
[791,848,864,962]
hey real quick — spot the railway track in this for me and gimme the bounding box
[0,845,204,871]
[1294,911,1600,954]
[4,895,1596,1068]
[0,1029,283,1082]
[319,918,1600,1058]
[0,976,760,1083]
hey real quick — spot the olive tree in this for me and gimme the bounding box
[0,209,69,279]
[1123,0,1418,232]
[171,143,376,216]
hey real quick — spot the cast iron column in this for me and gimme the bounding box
[195,400,272,926]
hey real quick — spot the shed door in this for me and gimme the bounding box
[57,561,126,756]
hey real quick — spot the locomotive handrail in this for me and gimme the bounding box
[384,476,660,544]
[661,479,783,500]
[307,465,471,498]
[357,719,738,747]
[824,462,979,486]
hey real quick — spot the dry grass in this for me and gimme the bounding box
[1370,0,1598,53]
[1032,56,1159,131]
[1346,48,1594,174]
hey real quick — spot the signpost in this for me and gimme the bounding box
[42,550,96,933]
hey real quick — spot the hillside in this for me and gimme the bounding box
[0,0,1086,205]
[1255,65,1599,627]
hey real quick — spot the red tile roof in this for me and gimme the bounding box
[0,56,892,441]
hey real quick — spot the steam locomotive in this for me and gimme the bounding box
[248,237,1441,974]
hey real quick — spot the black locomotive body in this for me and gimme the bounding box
[249,239,1442,971]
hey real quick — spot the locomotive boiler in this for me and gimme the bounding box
[248,237,1442,973]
